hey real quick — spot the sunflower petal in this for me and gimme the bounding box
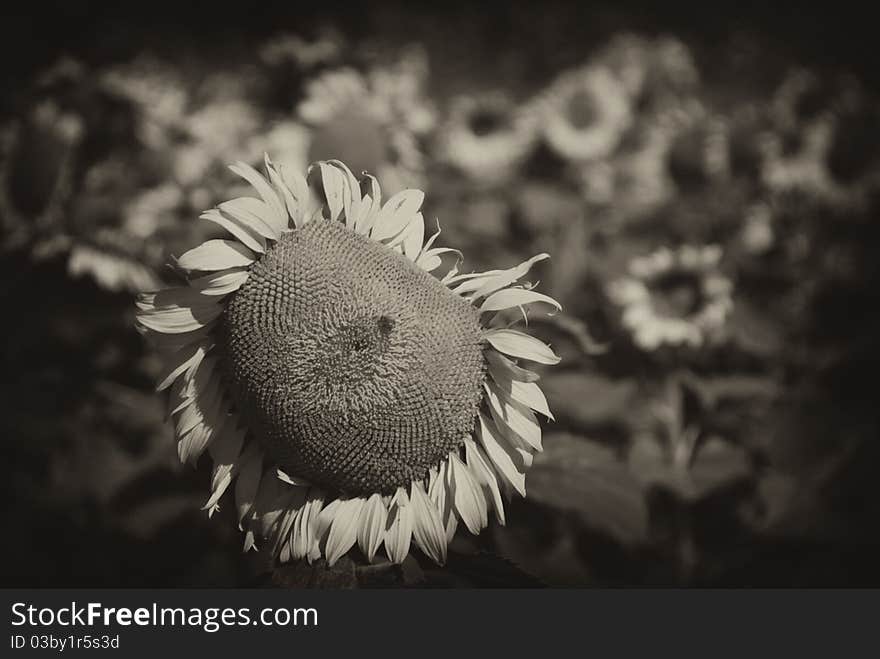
[429,463,458,542]
[371,189,424,241]
[448,452,488,535]
[384,487,414,564]
[229,161,287,235]
[318,161,347,222]
[480,288,561,315]
[311,498,341,562]
[155,341,209,392]
[477,413,526,496]
[279,163,311,228]
[357,493,388,563]
[291,493,324,561]
[465,437,506,525]
[234,445,263,525]
[485,349,540,383]
[410,481,447,565]
[325,160,363,229]
[276,469,311,487]
[399,212,425,261]
[190,268,250,296]
[484,381,543,451]
[488,360,554,420]
[200,208,266,254]
[177,239,256,272]
[471,253,550,301]
[218,198,280,241]
[325,497,365,567]
[485,329,561,364]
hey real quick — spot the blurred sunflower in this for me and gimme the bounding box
[136,157,560,567]
[576,122,674,217]
[536,65,633,163]
[438,92,538,185]
[596,34,699,116]
[608,245,733,351]
[296,56,434,194]
[760,70,880,207]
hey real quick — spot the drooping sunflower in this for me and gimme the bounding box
[608,245,733,351]
[438,92,538,185]
[535,65,633,163]
[296,59,434,195]
[136,157,560,567]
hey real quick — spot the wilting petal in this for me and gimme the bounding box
[177,239,256,272]
[485,329,561,364]
[357,493,387,563]
[384,487,414,564]
[410,482,447,565]
[325,497,365,566]
[448,452,488,535]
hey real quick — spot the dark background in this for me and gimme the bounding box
[2,1,879,587]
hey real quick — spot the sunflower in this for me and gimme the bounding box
[760,70,880,207]
[439,92,538,185]
[608,245,732,351]
[296,59,434,194]
[136,157,560,567]
[536,65,633,163]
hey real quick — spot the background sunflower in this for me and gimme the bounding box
[3,0,880,587]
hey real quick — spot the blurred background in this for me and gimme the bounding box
[2,0,879,587]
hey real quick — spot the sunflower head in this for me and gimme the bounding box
[136,156,561,567]
[608,244,733,351]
